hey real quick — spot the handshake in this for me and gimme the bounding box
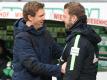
[60,62,67,74]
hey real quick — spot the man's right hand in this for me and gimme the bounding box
[61,62,67,74]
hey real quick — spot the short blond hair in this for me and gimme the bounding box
[23,1,44,21]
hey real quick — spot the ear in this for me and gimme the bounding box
[70,15,78,24]
[28,15,33,21]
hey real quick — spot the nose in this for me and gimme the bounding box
[43,15,45,20]
[42,13,45,21]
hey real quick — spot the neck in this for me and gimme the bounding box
[34,25,41,30]
[26,21,42,30]
[26,21,32,27]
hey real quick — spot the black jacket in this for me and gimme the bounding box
[13,18,62,80]
[62,16,101,80]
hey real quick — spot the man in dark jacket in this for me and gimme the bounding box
[12,1,64,80]
[61,2,101,80]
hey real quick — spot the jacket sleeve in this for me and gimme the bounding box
[14,34,61,77]
[64,36,89,80]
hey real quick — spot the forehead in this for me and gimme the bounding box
[36,9,45,15]
[64,9,69,14]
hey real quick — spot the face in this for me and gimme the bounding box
[63,9,77,29]
[30,8,45,30]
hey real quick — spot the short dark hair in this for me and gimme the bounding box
[23,1,44,21]
[64,2,85,18]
